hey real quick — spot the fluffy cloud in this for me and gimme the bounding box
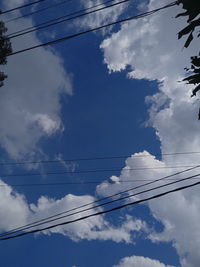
[0,1,72,160]
[76,0,128,33]
[96,151,200,266]
[96,151,169,198]
[114,255,175,267]
[100,0,200,266]
[0,181,148,243]
[30,194,148,242]
[0,180,30,231]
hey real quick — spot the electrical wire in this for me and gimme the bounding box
[0,0,48,15]
[3,176,200,188]
[0,150,199,166]
[2,172,200,238]
[1,177,200,241]
[7,0,131,40]
[0,164,199,179]
[5,0,73,23]
[7,0,125,37]
[1,165,198,238]
[7,1,178,57]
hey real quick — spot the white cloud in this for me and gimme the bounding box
[0,3,72,160]
[0,180,30,231]
[29,113,61,136]
[75,0,128,33]
[0,182,148,243]
[30,194,148,243]
[96,151,169,198]
[113,255,175,267]
[100,0,200,266]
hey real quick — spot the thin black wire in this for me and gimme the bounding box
[3,176,200,187]
[0,0,47,15]
[2,172,200,238]
[0,164,199,179]
[8,0,131,40]
[0,150,199,166]
[1,178,200,241]
[4,0,72,22]
[1,165,198,238]
[7,0,124,37]
[7,1,178,57]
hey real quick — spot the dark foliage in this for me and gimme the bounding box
[176,0,200,23]
[176,0,200,107]
[0,20,12,87]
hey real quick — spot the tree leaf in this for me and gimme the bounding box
[184,32,194,48]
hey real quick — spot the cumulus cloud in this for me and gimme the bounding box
[75,0,128,33]
[96,151,200,266]
[100,0,200,266]
[113,255,175,267]
[96,151,169,198]
[0,182,148,243]
[30,194,148,242]
[0,0,72,160]
[0,180,30,231]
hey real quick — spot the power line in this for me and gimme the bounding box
[0,0,47,15]
[1,177,200,241]
[5,0,73,23]
[3,176,200,188]
[8,0,131,40]
[7,1,73,22]
[0,164,199,178]
[0,150,199,166]
[2,171,200,238]
[1,165,198,238]
[7,0,123,36]
[7,1,178,57]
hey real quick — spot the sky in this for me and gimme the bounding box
[0,0,200,266]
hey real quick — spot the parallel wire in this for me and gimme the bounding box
[8,0,131,39]
[3,176,200,187]
[1,165,198,238]
[0,0,47,15]
[0,164,200,179]
[7,0,125,37]
[3,172,200,237]
[4,0,72,22]
[1,177,200,240]
[7,1,178,57]
[0,150,199,166]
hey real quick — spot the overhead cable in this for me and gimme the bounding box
[0,164,200,179]
[1,177,200,240]
[8,0,131,39]
[1,165,198,238]
[0,150,199,166]
[7,1,178,57]
[7,0,125,36]
[0,0,47,15]
[2,172,200,238]
[3,176,200,188]
[5,0,73,23]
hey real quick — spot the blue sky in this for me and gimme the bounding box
[0,1,200,267]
